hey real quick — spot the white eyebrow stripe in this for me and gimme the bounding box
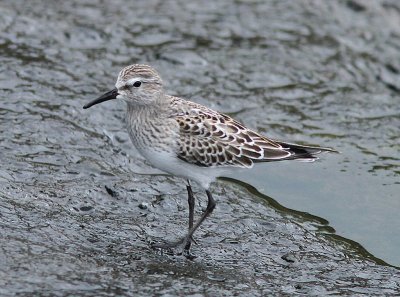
[126,77,143,85]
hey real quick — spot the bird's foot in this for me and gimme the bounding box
[151,235,197,259]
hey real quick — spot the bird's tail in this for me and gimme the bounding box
[274,141,339,162]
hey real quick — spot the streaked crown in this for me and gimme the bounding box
[115,64,164,105]
[117,64,162,85]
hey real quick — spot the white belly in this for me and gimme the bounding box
[137,147,224,189]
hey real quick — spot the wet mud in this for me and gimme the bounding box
[1,0,399,296]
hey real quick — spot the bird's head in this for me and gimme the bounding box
[83,64,164,109]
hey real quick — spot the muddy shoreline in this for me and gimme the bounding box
[1,0,399,295]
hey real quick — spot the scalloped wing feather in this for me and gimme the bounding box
[171,98,294,168]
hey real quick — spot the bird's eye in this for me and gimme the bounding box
[133,81,141,87]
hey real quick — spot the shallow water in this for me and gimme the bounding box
[0,0,399,295]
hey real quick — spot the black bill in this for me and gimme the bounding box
[83,88,119,109]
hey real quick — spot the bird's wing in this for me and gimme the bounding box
[172,100,291,168]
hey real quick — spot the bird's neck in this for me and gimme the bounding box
[127,100,167,114]
[126,99,170,127]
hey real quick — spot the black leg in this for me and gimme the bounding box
[184,189,216,245]
[184,180,195,251]
[152,188,216,257]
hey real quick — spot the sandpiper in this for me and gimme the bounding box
[83,64,337,256]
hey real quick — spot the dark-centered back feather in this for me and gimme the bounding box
[170,97,336,168]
